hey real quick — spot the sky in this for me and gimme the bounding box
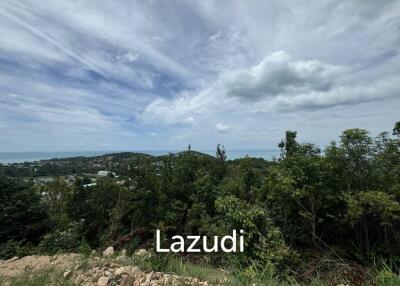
[0,0,399,152]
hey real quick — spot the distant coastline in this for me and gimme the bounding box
[0,150,280,164]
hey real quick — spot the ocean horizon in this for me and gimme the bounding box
[0,150,280,164]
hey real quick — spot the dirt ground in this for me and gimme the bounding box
[0,254,81,278]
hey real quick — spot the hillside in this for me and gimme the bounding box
[1,125,400,285]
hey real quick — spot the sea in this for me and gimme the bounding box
[0,150,280,164]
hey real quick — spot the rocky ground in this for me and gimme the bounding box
[0,248,212,286]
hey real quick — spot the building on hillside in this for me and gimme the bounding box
[97,170,116,177]
[33,177,54,185]
[83,183,97,188]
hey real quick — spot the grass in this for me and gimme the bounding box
[98,253,306,285]
[373,261,400,286]
[113,253,400,286]
[3,267,74,286]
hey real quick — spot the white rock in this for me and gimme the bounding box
[63,270,72,278]
[102,246,114,256]
[98,276,110,286]
[115,266,125,276]
[75,274,85,284]
[105,270,113,277]
[146,271,154,282]
[7,256,19,262]
[135,248,148,256]
[120,275,133,286]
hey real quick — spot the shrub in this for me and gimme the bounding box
[38,221,89,254]
[0,240,37,259]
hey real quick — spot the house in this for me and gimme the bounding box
[83,183,97,188]
[97,170,116,177]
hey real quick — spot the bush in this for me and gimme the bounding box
[214,195,291,270]
[0,240,37,259]
[38,222,90,254]
[0,177,49,245]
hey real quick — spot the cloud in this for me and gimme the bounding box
[265,74,400,112]
[214,50,400,112]
[216,123,229,133]
[222,51,346,100]
[141,50,400,123]
[184,116,195,124]
[140,86,217,125]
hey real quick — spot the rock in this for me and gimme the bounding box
[7,256,19,263]
[120,249,127,256]
[102,246,114,256]
[135,248,148,256]
[75,274,85,284]
[105,269,113,277]
[163,274,171,285]
[121,274,135,286]
[97,276,110,286]
[125,266,143,280]
[63,270,72,278]
[103,262,120,271]
[115,266,125,276]
[145,271,154,284]
[0,252,211,286]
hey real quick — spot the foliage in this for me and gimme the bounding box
[0,177,48,247]
[38,221,89,254]
[215,195,290,269]
[0,240,38,260]
[1,122,400,283]
[5,268,74,286]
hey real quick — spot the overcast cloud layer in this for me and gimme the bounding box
[1,0,399,152]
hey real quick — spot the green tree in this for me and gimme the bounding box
[393,121,400,137]
[41,178,72,229]
[278,131,298,157]
[0,177,48,247]
[215,195,290,270]
[346,191,400,258]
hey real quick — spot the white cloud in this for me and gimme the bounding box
[140,86,217,125]
[184,116,195,124]
[216,123,229,133]
[141,50,400,124]
[266,75,400,112]
[208,31,223,43]
[222,51,346,100]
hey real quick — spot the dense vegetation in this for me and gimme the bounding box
[1,122,400,285]
[0,152,149,177]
